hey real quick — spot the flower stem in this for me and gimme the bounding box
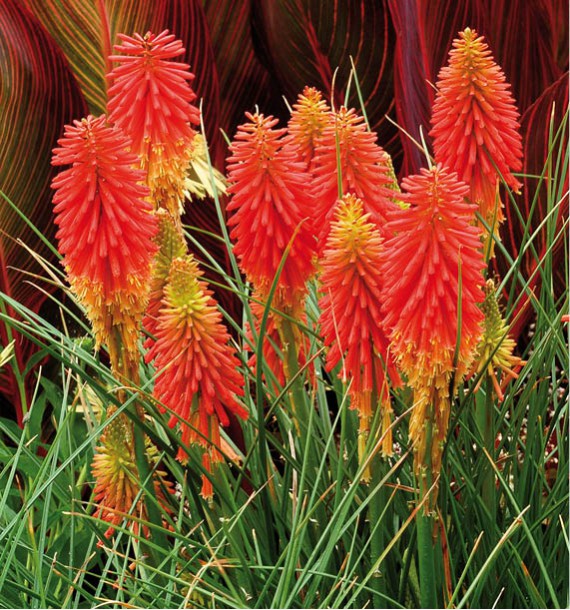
[476,376,496,532]
[132,413,168,566]
[416,506,439,608]
[416,412,441,608]
[370,452,387,607]
[279,316,309,432]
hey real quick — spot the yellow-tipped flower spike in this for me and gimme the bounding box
[146,255,247,499]
[286,86,331,168]
[107,31,200,218]
[311,106,397,252]
[382,150,407,209]
[472,279,526,401]
[91,408,173,544]
[319,194,401,476]
[143,210,188,354]
[227,111,317,310]
[430,28,523,245]
[381,165,486,496]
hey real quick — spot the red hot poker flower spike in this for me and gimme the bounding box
[91,408,173,544]
[319,194,401,472]
[107,30,200,216]
[226,111,317,309]
[311,107,396,252]
[381,165,485,490]
[430,28,523,235]
[146,255,247,499]
[51,115,157,373]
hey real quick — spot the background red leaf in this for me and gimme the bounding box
[499,73,569,339]
[480,0,566,118]
[250,0,400,159]
[0,0,88,422]
[204,0,274,153]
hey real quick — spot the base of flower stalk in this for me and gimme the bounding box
[416,501,441,609]
[279,316,310,435]
[475,375,497,542]
[131,411,169,569]
[415,413,443,609]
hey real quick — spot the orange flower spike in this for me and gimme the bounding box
[91,409,173,543]
[51,115,158,372]
[430,28,523,233]
[107,30,200,216]
[286,86,330,167]
[319,194,401,471]
[311,107,396,251]
[147,255,247,499]
[381,165,485,483]
[226,112,317,308]
[382,165,485,381]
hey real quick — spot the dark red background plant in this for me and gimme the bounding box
[0,0,567,424]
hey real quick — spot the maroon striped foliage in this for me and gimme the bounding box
[0,0,88,423]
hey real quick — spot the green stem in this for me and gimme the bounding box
[476,377,496,525]
[131,409,168,575]
[279,317,310,432]
[370,454,387,607]
[483,377,496,523]
[280,315,327,557]
[416,413,441,609]
[475,376,497,565]
[417,507,439,608]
